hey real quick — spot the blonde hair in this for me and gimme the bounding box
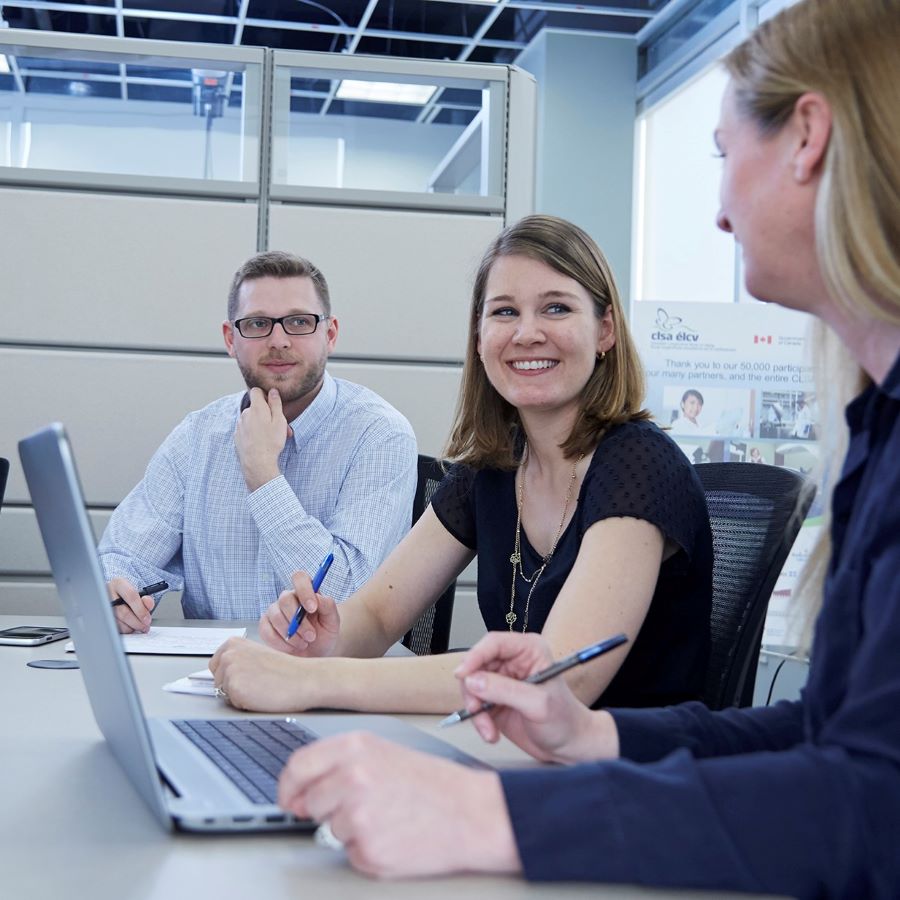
[723,0,900,642]
[444,215,649,470]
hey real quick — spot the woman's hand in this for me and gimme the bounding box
[278,732,521,878]
[454,632,619,764]
[258,569,341,657]
[209,637,320,712]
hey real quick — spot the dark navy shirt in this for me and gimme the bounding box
[432,419,712,708]
[501,351,900,898]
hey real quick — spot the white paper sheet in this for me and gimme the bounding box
[66,626,246,656]
[163,676,218,697]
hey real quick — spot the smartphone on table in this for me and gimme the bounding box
[0,625,70,646]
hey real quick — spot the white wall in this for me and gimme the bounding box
[518,30,637,302]
[278,113,466,194]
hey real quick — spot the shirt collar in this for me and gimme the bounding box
[881,347,900,401]
[844,347,900,433]
[287,370,337,449]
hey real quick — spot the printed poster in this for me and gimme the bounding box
[631,301,823,648]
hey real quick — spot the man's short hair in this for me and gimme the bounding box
[227,250,331,320]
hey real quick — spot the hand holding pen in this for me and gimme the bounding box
[446,632,628,764]
[257,555,341,655]
[107,578,170,635]
[286,553,334,639]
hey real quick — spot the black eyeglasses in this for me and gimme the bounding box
[232,313,328,338]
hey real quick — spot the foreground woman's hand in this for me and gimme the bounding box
[454,632,619,764]
[278,732,522,879]
[209,637,320,712]
[258,569,341,657]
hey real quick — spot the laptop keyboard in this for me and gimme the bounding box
[172,718,318,804]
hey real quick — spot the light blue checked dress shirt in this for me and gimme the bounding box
[99,373,417,618]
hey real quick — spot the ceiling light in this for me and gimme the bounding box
[336,79,437,105]
[0,55,10,75]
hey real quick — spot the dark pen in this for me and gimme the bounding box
[286,553,335,639]
[439,633,629,728]
[111,581,170,607]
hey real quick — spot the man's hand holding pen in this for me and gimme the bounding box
[106,578,169,634]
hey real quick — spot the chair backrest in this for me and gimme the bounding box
[694,462,814,710]
[401,454,457,655]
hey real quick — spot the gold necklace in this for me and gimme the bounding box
[507,444,583,632]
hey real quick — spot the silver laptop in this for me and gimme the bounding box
[19,423,484,833]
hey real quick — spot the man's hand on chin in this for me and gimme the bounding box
[235,387,290,491]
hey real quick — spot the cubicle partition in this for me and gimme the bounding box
[0,29,536,627]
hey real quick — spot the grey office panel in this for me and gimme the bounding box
[0,581,62,615]
[2,347,460,503]
[331,361,461,458]
[2,346,246,505]
[268,203,502,361]
[0,507,109,576]
[0,187,258,351]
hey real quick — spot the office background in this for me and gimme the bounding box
[0,0,803,693]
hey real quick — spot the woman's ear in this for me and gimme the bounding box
[597,307,616,354]
[792,92,832,184]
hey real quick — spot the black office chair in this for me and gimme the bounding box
[695,462,815,711]
[0,458,9,511]
[401,454,457,656]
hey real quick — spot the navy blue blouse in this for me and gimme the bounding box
[432,419,712,708]
[500,351,900,898]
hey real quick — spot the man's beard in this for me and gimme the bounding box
[237,353,326,407]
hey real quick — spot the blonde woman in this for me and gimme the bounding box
[210,215,713,714]
[272,0,900,893]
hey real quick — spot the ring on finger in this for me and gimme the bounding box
[314,821,344,851]
[214,685,228,699]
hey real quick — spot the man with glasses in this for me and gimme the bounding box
[99,250,417,632]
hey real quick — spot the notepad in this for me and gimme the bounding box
[163,668,217,696]
[66,626,246,656]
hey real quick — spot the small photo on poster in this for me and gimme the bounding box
[772,441,819,475]
[760,390,818,440]
[663,386,756,438]
[726,442,777,465]
[673,439,725,465]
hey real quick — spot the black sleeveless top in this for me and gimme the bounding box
[431,420,712,708]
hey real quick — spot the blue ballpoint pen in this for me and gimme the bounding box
[439,632,629,727]
[286,553,335,639]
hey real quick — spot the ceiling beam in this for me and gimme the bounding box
[318,0,380,117]
[417,0,511,124]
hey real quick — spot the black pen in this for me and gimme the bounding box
[439,633,629,728]
[111,581,170,607]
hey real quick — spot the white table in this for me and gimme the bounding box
[0,614,770,899]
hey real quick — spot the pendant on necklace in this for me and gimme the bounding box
[505,611,517,626]
[509,552,520,565]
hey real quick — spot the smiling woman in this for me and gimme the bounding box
[210,214,714,719]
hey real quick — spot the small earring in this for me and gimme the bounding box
[597,350,606,361]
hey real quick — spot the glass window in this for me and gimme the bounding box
[758,0,801,24]
[0,41,260,182]
[640,0,735,77]
[271,61,503,198]
[633,63,735,304]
